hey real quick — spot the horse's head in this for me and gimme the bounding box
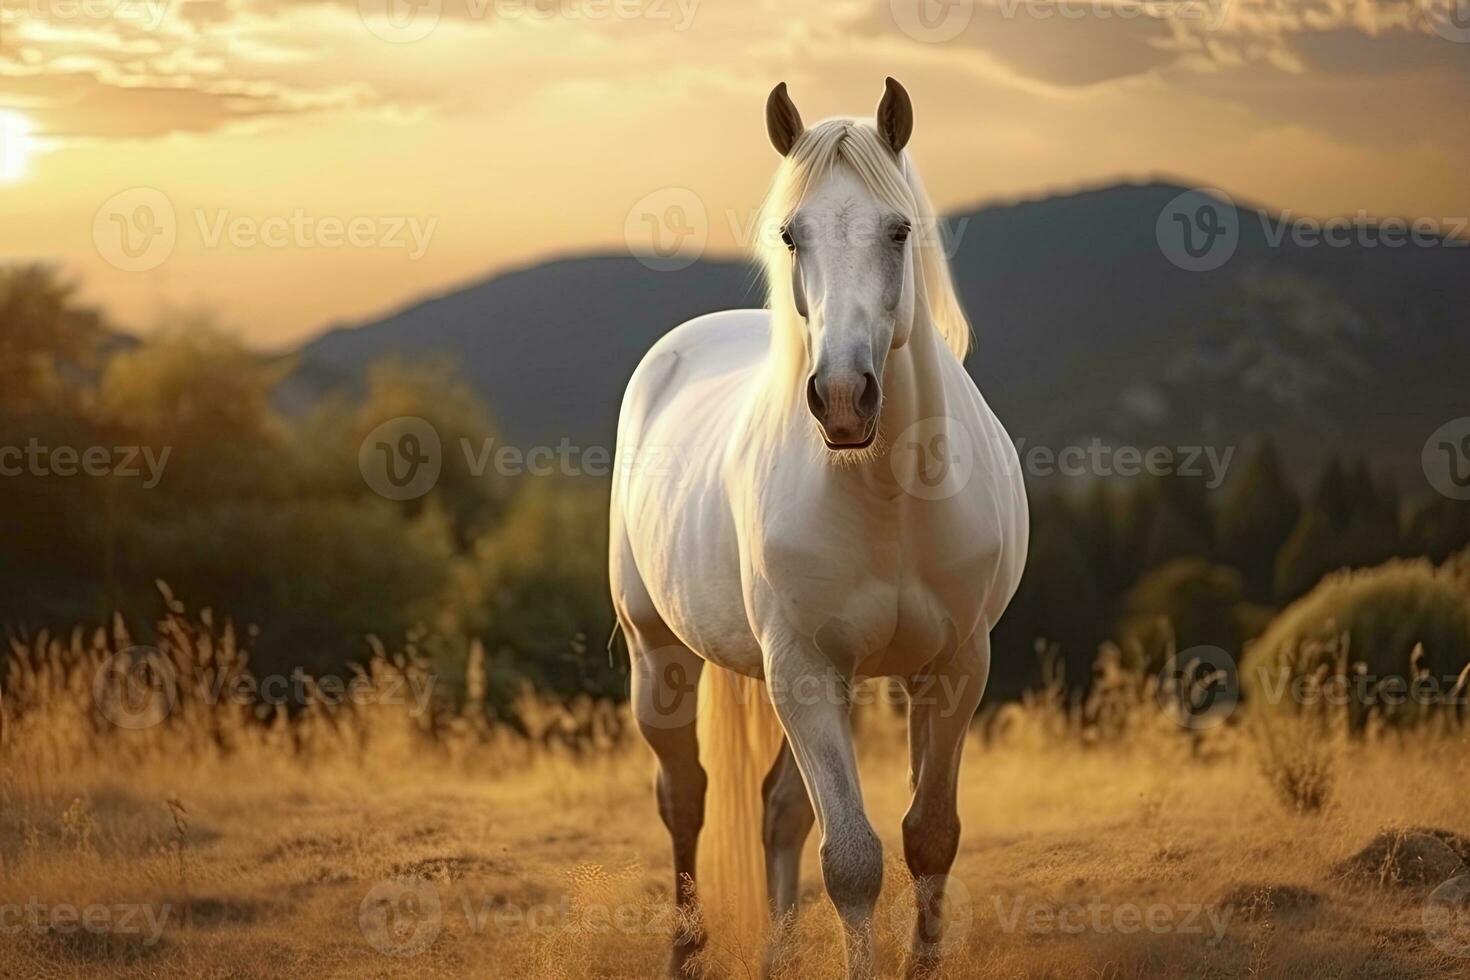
[763,78,922,452]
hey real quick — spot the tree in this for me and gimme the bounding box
[990,492,1108,697]
[1076,481,1119,593]
[0,266,110,624]
[1275,502,1338,602]
[1274,456,1401,602]
[97,318,292,503]
[301,356,508,546]
[0,264,104,413]
[469,479,620,708]
[1135,473,1215,572]
[1217,439,1300,601]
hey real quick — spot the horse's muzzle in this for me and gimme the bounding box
[807,371,880,449]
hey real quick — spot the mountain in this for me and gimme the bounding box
[284,255,762,451]
[286,180,1470,493]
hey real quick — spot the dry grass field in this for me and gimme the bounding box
[3,613,1470,979]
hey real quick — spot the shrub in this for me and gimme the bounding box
[1117,558,1251,673]
[1241,553,1470,728]
[1251,710,1337,813]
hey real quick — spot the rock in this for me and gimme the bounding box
[1335,828,1469,889]
[1405,827,1470,866]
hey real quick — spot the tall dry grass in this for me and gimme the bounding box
[2,594,1470,978]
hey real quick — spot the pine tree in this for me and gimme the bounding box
[1217,439,1300,601]
[1274,502,1338,602]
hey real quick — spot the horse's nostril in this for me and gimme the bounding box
[857,372,880,419]
[806,374,825,418]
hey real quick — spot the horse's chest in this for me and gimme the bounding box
[754,506,991,676]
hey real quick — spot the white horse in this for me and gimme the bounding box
[609,78,1028,979]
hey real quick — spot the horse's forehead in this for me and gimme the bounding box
[801,166,882,223]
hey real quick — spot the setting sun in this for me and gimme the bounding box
[0,110,32,181]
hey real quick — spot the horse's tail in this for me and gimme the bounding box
[697,663,785,948]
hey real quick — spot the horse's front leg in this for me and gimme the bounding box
[902,630,989,979]
[630,633,708,977]
[763,636,883,980]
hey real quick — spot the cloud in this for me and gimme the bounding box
[0,70,370,138]
[865,0,1182,87]
[0,0,730,139]
[0,0,385,139]
[1287,22,1470,76]
[958,3,1181,87]
[1,0,1464,188]
[868,0,1466,89]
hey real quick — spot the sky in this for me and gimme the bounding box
[0,0,1466,347]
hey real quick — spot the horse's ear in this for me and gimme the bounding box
[766,82,804,157]
[876,76,913,155]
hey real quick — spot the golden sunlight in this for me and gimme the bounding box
[2,9,1470,977]
[0,110,33,182]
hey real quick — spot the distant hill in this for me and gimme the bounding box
[285,180,1470,493]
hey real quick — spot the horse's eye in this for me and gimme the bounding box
[780,227,796,252]
[892,223,911,246]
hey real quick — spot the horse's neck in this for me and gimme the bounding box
[880,308,949,447]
